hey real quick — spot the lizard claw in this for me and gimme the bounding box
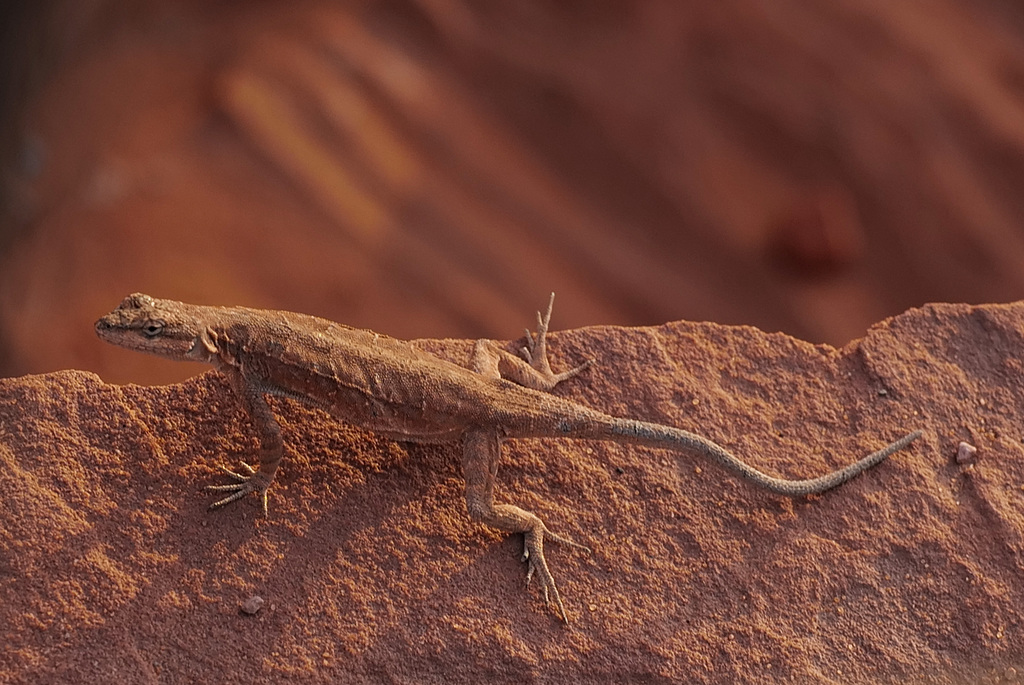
[522,294,555,368]
[206,462,270,514]
[519,293,595,386]
[215,461,258,482]
[521,525,591,623]
[553,358,595,384]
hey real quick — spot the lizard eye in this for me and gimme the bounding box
[143,322,164,337]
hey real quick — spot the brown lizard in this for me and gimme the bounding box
[95,292,923,622]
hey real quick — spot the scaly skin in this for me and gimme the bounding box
[96,293,923,622]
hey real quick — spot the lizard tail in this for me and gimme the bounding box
[605,420,923,496]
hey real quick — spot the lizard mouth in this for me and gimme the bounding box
[94,316,122,344]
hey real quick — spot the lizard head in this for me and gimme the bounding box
[95,293,216,362]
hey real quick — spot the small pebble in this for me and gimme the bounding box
[956,441,977,464]
[240,595,265,615]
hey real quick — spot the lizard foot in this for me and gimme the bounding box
[206,462,270,514]
[520,293,594,386]
[522,524,591,623]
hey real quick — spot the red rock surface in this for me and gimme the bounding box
[3,302,1024,683]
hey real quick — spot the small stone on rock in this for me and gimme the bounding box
[956,441,977,464]
[240,595,265,615]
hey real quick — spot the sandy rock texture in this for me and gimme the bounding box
[3,302,1024,683]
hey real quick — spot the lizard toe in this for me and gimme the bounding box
[208,485,252,509]
[522,528,570,623]
[542,525,592,554]
[215,461,257,482]
[206,463,271,513]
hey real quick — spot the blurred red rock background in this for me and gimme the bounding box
[4,0,1024,385]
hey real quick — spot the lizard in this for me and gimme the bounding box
[95,292,923,622]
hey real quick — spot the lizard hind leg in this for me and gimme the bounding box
[471,293,592,392]
[462,428,590,623]
[520,293,593,387]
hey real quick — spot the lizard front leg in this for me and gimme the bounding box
[462,429,587,622]
[206,370,284,514]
